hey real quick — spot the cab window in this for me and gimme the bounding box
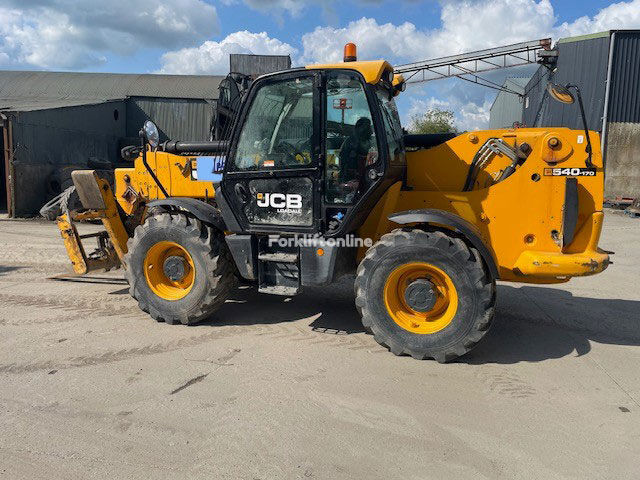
[375,86,405,165]
[325,72,379,204]
[231,76,314,171]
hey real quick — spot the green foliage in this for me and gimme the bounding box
[409,108,457,134]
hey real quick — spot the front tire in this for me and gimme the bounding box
[355,229,495,362]
[125,213,237,325]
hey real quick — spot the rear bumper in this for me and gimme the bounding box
[513,248,610,278]
[510,211,610,282]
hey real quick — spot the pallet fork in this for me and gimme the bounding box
[56,170,130,275]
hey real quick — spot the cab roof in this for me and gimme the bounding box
[305,60,394,85]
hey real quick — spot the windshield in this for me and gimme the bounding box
[375,86,405,165]
[232,76,314,171]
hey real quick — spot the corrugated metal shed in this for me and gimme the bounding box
[0,70,224,216]
[126,97,215,142]
[230,54,291,77]
[608,31,640,123]
[489,77,530,129]
[8,100,127,216]
[522,32,610,130]
[603,31,640,198]
[0,71,223,108]
[1,57,293,216]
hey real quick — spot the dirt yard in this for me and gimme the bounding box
[0,211,638,479]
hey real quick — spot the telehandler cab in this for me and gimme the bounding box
[57,44,610,362]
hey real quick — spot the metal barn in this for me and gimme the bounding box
[489,77,531,129]
[0,71,223,216]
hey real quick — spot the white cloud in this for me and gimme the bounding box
[3,0,640,129]
[556,0,640,37]
[297,0,640,129]
[299,0,640,66]
[0,0,218,69]
[300,18,428,64]
[225,0,309,16]
[299,3,555,65]
[157,31,297,74]
[457,99,493,131]
[406,97,449,121]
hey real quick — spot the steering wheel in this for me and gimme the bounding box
[276,141,306,165]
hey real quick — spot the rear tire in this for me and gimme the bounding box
[125,213,237,325]
[355,228,495,362]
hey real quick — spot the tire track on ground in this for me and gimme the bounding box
[0,325,251,374]
[0,293,140,320]
[476,367,537,399]
[0,320,384,374]
[0,313,92,326]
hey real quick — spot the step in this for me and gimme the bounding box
[258,252,298,263]
[258,285,299,296]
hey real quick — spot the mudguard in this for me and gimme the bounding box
[147,197,226,232]
[388,209,499,279]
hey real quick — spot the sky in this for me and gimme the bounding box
[1,0,638,130]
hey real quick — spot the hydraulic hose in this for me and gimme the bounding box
[162,140,229,154]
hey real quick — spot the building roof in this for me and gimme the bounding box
[556,29,640,45]
[0,98,126,113]
[0,70,224,112]
[557,31,611,45]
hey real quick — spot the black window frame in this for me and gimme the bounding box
[319,69,393,237]
[219,67,401,237]
[224,69,321,177]
[220,69,323,235]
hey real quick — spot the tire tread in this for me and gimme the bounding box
[124,212,236,325]
[355,228,496,362]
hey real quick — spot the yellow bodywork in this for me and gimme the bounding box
[114,152,211,215]
[60,59,608,284]
[306,60,394,84]
[308,60,403,95]
[357,128,609,283]
[109,127,609,284]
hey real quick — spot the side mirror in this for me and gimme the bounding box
[547,83,575,104]
[546,82,594,168]
[143,120,160,149]
[392,74,406,96]
[393,81,406,97]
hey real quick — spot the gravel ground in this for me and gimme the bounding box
[0,211,638,479]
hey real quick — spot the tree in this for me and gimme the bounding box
[409,108,457,134]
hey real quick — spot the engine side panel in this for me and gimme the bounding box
[358,128,608,283]
[114,151,215,214]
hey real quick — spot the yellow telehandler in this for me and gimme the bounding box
[56,44,610,362]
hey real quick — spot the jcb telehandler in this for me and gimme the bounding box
[57,44,610,362]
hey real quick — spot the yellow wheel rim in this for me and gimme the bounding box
[143,241,195,301]
[383,262,458,334]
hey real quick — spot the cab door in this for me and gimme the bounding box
[221,72,321,234]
